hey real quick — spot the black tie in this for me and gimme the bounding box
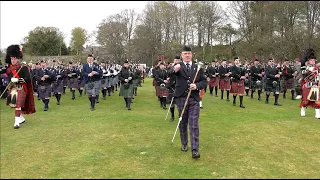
[186,63,190,71]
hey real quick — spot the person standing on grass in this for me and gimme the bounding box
[299,48,320,118]
[173,46,207,159]
[4,44,36,129]
[119,60,134,110]
[82,54,103,111]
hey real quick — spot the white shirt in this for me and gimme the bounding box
[183,61,192,67]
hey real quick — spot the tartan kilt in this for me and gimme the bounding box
[85,81,100,95]
[265,80,280,93]
[78,79,85,89]
[156,86,169,97]
[113,76,118,85]
[283,78,295,90]
[119,83,133,97]
[300,85,320,108]
[219,77,231,90]
[230,80,245,94]
[62,78,68,87]
[152,79,156,86]
[68,78,78,89]
[101,78,108,88]
[250,80,262,90]
[7,87,26,108]
[208,78,219,87]
[38,84,52,99]
[133,79,139,88]
[52,81,64,93]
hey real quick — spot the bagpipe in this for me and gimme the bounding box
[301,64,320,101]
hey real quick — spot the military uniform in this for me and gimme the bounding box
[264,60,282,105]
[230,62,246,108]
[206,63,219,96]
[218,63,231,101]
[250,60,264,100]
[119,62,134,110]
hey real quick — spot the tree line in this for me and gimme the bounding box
[5,1,319,66]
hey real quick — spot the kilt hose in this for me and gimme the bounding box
[156,86,169,97]
[230,80,245,94]
[300,85,320,108]
[283,78,295,90]
[175,97,200,151]
[208,77,219,87]
[219,77,231,90]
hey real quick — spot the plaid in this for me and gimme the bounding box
[113,76,118,85]
[156,86,169,97]
[119,83,133,98]
[133,79,139,88]
[265,80,280,92]
[230,80,245,94]
[250,80,262,91]
[68,78,78,88]
[62,77,68,87]
[175,97,200,151]
[77,79,85,89]
[219,77,231,90]
[300,85,320,108]
[52,81,63,93]
[208,77,219,87]
[38,84,52,98]
[7,87,26,109]
[283,78,295,90]
[85,81,101,95]
[101,78,109,88]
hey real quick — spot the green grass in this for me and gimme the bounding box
[1,78,320,178]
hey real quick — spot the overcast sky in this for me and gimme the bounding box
[0,1,229,49]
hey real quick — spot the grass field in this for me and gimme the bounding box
[1,78,320,178]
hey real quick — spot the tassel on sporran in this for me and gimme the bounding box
[307,85,319,101]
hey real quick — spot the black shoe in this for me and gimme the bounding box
[128,107,131,110]
[14,125,20,129]
[200,106,203,109]
[38,98,40,100]
[240,104,245,108]
[44,108,48,111]
[258,97,261,100]
[250,96,253,99]
[170,117,174,122]
[291,97,295,100]
[91,107,95,111]
[265,100,269,104]
[96,101,99,104]
[192,150,200,159]
[226,99,230,102]
[57,102,60,105]
[72,97,75,100]
[274,103,282,106]
[181,144,188,152]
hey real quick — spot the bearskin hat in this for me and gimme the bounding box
[301,48,317,66]
[5,44,23,64]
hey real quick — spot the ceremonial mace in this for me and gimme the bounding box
[171,61,204,144]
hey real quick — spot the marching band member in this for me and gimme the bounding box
[299,48,320,118]
[5,44,36,129]
[119,60,134,110]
